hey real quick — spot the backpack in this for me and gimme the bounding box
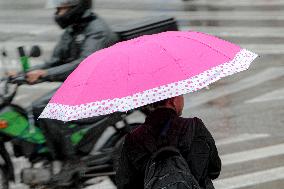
[144,119,201,189]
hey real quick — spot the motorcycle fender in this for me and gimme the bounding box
[0,106,45,144]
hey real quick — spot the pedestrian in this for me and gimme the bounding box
[116,95,221,189]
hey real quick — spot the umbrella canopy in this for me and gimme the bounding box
[39,31,258,121]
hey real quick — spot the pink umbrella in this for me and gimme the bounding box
[39,31,258,121]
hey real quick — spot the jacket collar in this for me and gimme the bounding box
[145,107,178,132]
[67,10,96,33]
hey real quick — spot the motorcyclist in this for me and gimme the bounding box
[10,0,119,165]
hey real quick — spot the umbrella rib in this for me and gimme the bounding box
[154,42,189,78]
[126,55,131,101]
[77,50,129,109]
[176,34,233,59]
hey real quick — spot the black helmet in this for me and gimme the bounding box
[47,0,92,28]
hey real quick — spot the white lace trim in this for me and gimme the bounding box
[39,49,258,121]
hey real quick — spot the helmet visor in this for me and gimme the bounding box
[46,0,80,8]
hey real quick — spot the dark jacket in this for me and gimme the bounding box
[116,108,221,189]
[34,10,119,81]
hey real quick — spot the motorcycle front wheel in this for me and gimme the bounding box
[0,166,8,189]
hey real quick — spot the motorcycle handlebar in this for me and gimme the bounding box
[8,75,46,85]
[9,75,27,85]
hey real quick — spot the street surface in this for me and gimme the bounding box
[0,0,284,188]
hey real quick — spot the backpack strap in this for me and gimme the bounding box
[151,146,181,161]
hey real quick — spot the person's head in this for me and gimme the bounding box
[47,0,92,28]
[152,95,184,116]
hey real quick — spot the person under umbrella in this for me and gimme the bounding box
[116,95,221,189]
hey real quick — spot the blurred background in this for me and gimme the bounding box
[0,0,283,188]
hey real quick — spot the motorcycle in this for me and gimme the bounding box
[0,16,178,188]
[0,75,144,188]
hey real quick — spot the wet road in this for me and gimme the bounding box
[0,0,284,188]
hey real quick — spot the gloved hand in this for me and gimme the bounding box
[26,69,47,84]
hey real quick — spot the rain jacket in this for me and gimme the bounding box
[116,108,221,189]
[34,10,119,81]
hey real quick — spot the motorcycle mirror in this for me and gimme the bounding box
[29,45,41,57]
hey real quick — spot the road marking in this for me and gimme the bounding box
[3,42,284,56]
[216,133,270,146]
[19,83,61,90]
[95,9,284,21]
[238,44,284,55]
[0,23,58,35]
[2,9,284,25]
[245,88,284,103]
[99,0,284,7]
[3,23,284,38]
[221,143,284,166]
[184,67,284,109]
[214,166,284,189]
[181,26,284,38]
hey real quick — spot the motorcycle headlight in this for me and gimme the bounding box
[0,120,8,129]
